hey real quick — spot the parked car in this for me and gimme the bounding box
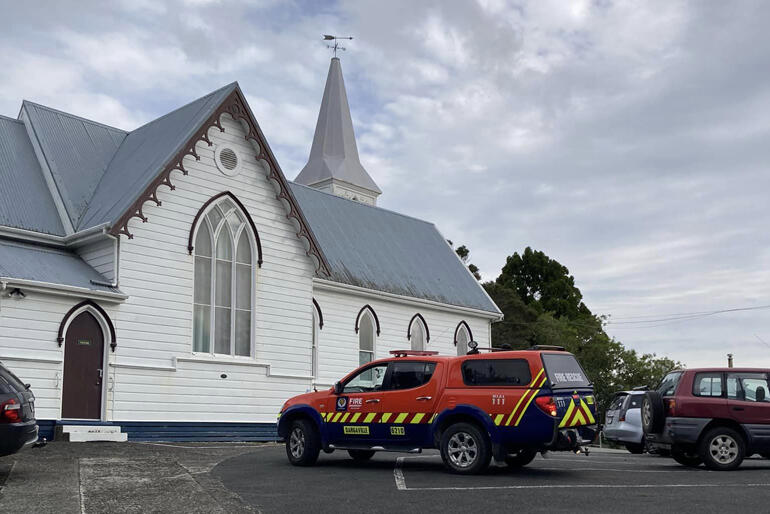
[604,390,646,453]
[0,361,38,457]
[643,367,770,470]
[277,345,598,474]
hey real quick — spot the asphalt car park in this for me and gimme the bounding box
[2,442,770,513]
[215,445,770,514]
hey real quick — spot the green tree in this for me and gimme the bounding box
[450,242,481,281]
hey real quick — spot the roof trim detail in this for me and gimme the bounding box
[355,304,381,337]
[187,191,263,267]
[407,313,430,343]
[109,86,331,276]
[453,320,473,346]
[57,299,117,350]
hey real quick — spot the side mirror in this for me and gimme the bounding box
[24,383,31,390]
[333,382,343,395]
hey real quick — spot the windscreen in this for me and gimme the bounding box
[542,353,591,388]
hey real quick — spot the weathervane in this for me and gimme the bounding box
[323,35,353,57]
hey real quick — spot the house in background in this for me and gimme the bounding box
[0,57,502,441]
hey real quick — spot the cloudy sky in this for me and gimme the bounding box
[2,0,769,367]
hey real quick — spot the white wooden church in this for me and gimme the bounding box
[0,57,502,441]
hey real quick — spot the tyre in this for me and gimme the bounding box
[504,449,538,468]
[641,391,665,434]
[285,419,321,466]
[439,422,491,474]
[699,427,745,471]
[347,449,376,461]
[625,442,645,455]
[671,446,702,467]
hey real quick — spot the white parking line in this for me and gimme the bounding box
[393,456,761,491]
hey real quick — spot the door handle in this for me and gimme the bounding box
[416,396,432,401]
[732,407,745,411]
[97,368,103,386]
[365,399,380,404]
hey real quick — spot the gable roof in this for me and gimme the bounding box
[21,101,127,228]
[78,83,237,231]
[289,183,500,314]
[0,115,65,235]
[295,58,381,194]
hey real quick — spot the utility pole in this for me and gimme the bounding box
[727,353,734,368]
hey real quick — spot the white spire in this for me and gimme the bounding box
[295,57,381,205]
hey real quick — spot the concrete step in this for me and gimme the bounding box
[61,425,122,434]
[67,431,128,442]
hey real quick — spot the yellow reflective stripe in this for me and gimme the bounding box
[332,412,342,423]
[319,413,326,421]
[494,414,504,426]
[505,390,531,426]
[364,412,377,423]
[580,399,596,424]
[380,413,392,423]
[529,368,544,387]
[340,413,350,422]
[559,400,575,428]
[514,382,545,426]
[429,413,437,424]
[411,413,425,424]
[394,413,409,424]
[350,413,361,423]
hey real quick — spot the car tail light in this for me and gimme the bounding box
[535,396,558,417]
[665,398,677,416]
[1,399,21,423]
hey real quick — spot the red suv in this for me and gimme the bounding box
[642,368,770,470]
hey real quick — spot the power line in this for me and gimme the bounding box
[606,304,770,326]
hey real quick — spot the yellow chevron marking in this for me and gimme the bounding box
[494,414,504,426]
[579,399,596,424]
[319,413,326,421]
[429,413,437,423]
[394,413,409,424]
[332,412,342,423]
[364,412,377,423]
[350,413,361,423]
[411,413,425,424]
[340,413,350,422]
[514,374,547,427]
[572,409,587,427]
[380,413,392,423]
[559,400,575,428]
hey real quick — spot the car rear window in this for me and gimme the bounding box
[462,359,531,386]
[0,364,27,393]
[656,371,683,396]
[627,395,643,409]
[608,395,626,411]
[542,353,591,388]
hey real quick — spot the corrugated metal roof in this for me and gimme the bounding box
[0,239,122,295]
[22,102,127,228]
[0,115,65,235]
[77,82,238,230]
[289,183,500,314]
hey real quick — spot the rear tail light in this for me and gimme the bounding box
[665,398,677,416]
[1,399,22,423]
[535,396,558,417]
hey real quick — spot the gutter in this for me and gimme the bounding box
[0,223,112,248]
[314,278,504,320]
[0,277,127,303]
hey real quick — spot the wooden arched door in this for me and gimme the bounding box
[62,311,104,419]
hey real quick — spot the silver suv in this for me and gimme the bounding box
[604,391,645,453]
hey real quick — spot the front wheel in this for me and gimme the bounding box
[348,449,376,461]
[439,422,491,474]
[285,419,320,466]
[505,449,538,468]
[699,427,745,471]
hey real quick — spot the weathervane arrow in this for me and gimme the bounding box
[323,35,353,57]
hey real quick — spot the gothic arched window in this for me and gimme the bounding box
[193,196,256,357]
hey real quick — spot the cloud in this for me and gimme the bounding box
[1,0,769,367]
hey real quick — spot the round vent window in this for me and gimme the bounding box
[215,146,241,176]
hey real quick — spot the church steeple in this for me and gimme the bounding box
[294,57,381,205]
